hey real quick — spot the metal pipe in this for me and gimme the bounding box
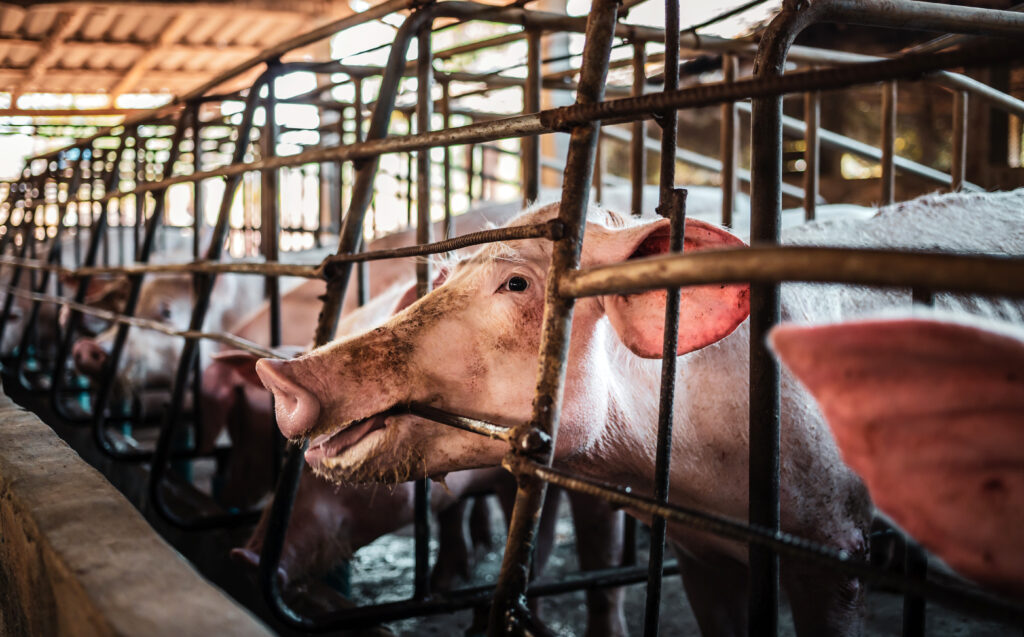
[414,26,434,602]
[630,41,646,217]
[559,246,1024,299]
[748,9,814,634]
[952,90,968,191]
[65,41,1015,208]
[642,0,680,628]
[489,0,619,633]
[261,74,282,349]
[148,72,271,527]
[721,54,739,227]
[804,89,821,220]
[881,81,897,205]
[518,459,1024,629]
[523,29,542,206]
[441,80,454,240]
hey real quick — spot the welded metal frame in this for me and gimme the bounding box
[1,1,1024,636]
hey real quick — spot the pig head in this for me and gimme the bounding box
[771,315,1024,599]
[256,203,749,486]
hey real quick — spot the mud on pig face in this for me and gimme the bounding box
[256,204,749,485]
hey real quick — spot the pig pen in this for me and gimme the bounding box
[0,0,1023,635]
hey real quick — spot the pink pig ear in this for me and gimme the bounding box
[602,218,750,358]
[771,318,1024,597]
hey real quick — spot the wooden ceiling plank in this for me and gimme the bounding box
[107,11,192,103]
[12,5,89,100]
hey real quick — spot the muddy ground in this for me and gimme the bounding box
[342,493,1016,637]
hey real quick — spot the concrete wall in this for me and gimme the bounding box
[0,385,272,637]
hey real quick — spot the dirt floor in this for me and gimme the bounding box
[344,493,1017,637]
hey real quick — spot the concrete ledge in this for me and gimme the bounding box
[0,385,273,637]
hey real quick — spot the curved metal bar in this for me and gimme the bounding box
[147,70,274,529]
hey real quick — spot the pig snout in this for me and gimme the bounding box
[255,358,320,439]
[72,339,108,376]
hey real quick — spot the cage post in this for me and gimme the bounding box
[488,0,619,633]
[49,130,129,422]
[87,116,188,459]
[952,90,968,191]
[413,25,434,602]
[642,0,680,631]
[441,79,454,239]
[148,72,271,526]
[803,89,821,220]
[630,41,646,217]
[881,81,897,205]
[721,54,739,227]
[261,74,282,350]
[523,29,542,207]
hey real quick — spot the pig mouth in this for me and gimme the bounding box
[304,412,391,465]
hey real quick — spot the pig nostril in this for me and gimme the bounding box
[255,358,321,438]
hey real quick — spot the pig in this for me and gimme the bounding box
[770,312,1024,600]
[221,274,627,636]
[256,188,1024,637]
[71,272,266,398]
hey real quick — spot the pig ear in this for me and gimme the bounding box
[210,349,262,385]
[602,218,749,358]
[394,268,449,313]
[771,319,1024,595]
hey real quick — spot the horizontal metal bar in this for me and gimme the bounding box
[515,459,1024,628]
[560,247,1024,299]
[0,283,286,360]
[733,101,981,191]
[315,221,562,272]
[47,42,1014,211]
[405,403,511,442]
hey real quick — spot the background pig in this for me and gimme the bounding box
[257,189,1024,637]
[771,313,1024,600]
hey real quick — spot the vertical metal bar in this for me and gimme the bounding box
[86,116,188,457]
[880,81,897,206]
[488,1,619,634]
[353,77,364,143]
[523,28,542,207]
[804,89,821,220]
[262,76,282,349]
[193,103,204,257]
[441,80,454,240]
[749,5,818,635]
[467,143,476,204]
[592,133,603,204]
[952,90,968,192]
[11,156,84,377]
[903,541,928,637]
[149,73,270,523]
[630,41,646,217]
[721,54,739,228]
[406,145,414,227]
[643,0,680,631]
[414,27,434,602]
[50,131,129,419]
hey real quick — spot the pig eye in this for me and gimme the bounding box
[159,304,173,320]
[503,276,529,292]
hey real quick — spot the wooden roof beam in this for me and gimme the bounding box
[11,5,90,103]
[0,36,261,58]
[107,12,193,105]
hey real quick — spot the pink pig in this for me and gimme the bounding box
[256,190,1024,636]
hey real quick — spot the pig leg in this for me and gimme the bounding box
[430,499,472,592]
[469,495,494,551]
[567,491,627,637]
[675,547,748,637]
[782,561,864,637]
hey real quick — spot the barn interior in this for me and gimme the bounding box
[1,0,1023,635]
